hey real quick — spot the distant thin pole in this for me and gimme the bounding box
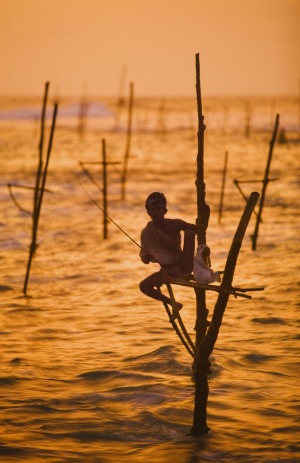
[23,101,58,295]
[78,92,89,142]
[33,82,49,243]
[121,81,134,200]
[79,179,143,251]
[244,100,251,139]
[118,64,127,107]
[218,150,228,224]
[102,139,108,239]
[251,114,279,251]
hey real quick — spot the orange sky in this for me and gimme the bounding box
[0,0,299,97]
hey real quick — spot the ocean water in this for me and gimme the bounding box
[0,95,299,463]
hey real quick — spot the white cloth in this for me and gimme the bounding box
[193,244,220,284]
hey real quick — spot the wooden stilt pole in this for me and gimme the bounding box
[23,100,58,296]
[194,53,210,349]
[33,82,49,245]
[165,282,196,354]
[158,287,195,359]
[190,191,260,435]
[102,139,108,240]
[251,114,279,250]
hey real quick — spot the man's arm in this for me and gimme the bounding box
[176,219,197,233]
[140,229,153,264]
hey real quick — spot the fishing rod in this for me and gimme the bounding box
[78,178,144,251]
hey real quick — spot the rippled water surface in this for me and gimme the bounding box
[0,96,299,462]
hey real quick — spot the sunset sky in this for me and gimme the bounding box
[1,0,299,98]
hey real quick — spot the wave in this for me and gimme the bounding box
[243,353,277,364]
[251,317,287,325]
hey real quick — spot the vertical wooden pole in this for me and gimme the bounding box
[190,191,260,435]
[78,94,89,143]
[194,53,210,348]
[218,150,228,224]
[102,139,108,240]
[251,114,279,250]
[118,64,127,107]
[23,102,58,295]
[33,82,49,246]
[121,81,134,200]
[244,100,251,139]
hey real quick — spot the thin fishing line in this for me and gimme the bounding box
[78,178,144,251]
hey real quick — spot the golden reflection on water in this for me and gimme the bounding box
[0,96,299,462]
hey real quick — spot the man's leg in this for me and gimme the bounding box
[139,270,182,309]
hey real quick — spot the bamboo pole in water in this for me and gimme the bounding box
[117,63,127,107]
[251,114,279,250]
[23,99,58,296]
[102,139,108,240]
[158,287,195,358]
[218,150,228,224]
[244,100,252,139]
[194,53,210,349]
[33,82,49,244]
[79,156,120,241]
[190,191,260,435]
[165,282,196,354]
[121,82,134,200]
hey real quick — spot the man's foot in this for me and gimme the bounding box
[169,302,183,322]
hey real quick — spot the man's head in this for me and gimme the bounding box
[145,192,167,216]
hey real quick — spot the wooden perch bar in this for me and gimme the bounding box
[168,278,262,299]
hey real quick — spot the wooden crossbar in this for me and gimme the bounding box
[167,278,264,300]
